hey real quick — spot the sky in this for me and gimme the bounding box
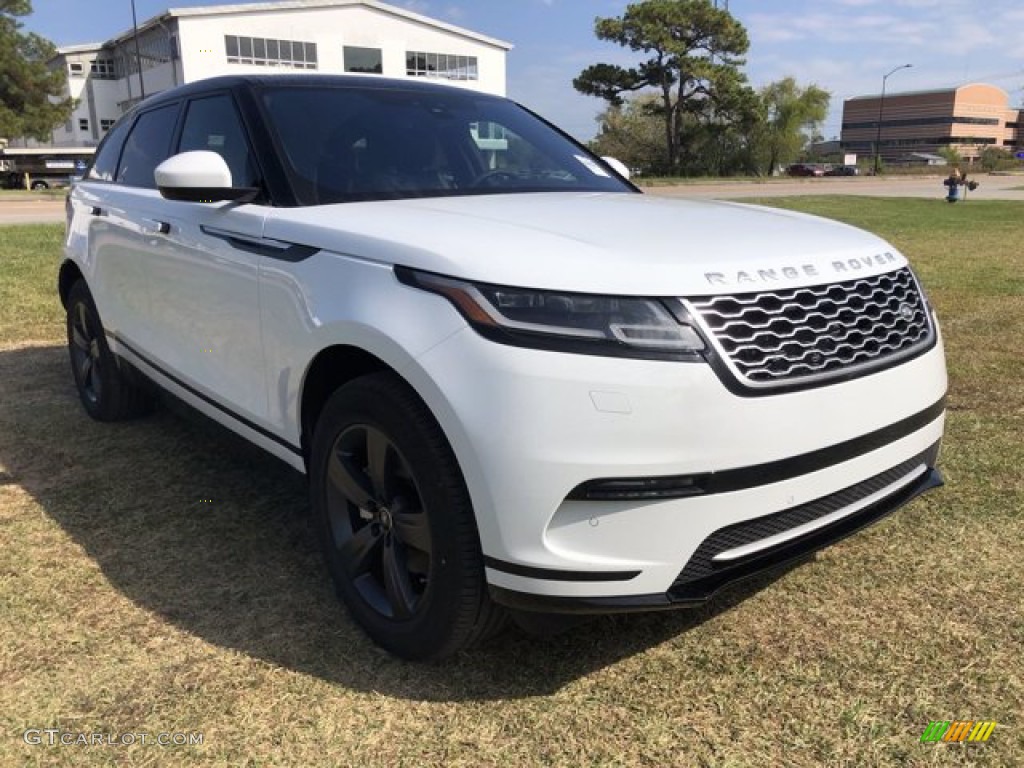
[19,0,1024,141]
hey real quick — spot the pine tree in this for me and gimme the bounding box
[0,0,74,142]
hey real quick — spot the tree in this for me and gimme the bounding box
[751,77,830,175]
[979,146,1016,172]
[937,146,962,166]
[676,69,761,176]
[573,0,750,173]
[0,0,74,142]
[589,95,669,174]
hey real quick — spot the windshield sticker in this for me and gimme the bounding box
[575,155,610,177]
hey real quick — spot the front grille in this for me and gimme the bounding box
[687,267,933,389]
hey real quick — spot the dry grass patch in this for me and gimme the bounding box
[1,208,1021,766]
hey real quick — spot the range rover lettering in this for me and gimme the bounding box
[61,76,947,660]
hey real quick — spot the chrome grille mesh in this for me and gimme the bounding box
[687,268,933,387]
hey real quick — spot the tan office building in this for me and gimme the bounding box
[841,84,1022,163]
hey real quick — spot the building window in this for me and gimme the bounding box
[90,59,116,79]
[406,51,477,80]
[113,28,174,77]
[224,35,317,69]
[344,46,383,74]
[79,118,90,132]
[100,119,116,133]
[842,115,1001,131]
[69,62,84,76]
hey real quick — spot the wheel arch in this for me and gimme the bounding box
[297,343,481,511]
[299,344,395,463]
[58,260,86,309]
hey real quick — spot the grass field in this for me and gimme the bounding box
[0,188,67,200]
[1,199,1021,767]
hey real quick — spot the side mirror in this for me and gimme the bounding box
[155,151,258,203]
[601,156,631,180]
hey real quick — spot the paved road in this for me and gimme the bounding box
[1,174,1021,225]
[0,199,66,225]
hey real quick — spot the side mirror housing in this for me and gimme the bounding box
[601,156,631,180]
[155,151,258,203]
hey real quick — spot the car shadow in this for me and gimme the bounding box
[1,344,801,702]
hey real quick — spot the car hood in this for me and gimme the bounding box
[263,192,906,295]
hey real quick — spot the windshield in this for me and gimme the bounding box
[260,84,634,205]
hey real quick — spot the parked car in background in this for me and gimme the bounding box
[825,165,860,177]
[786,163,824,177]
[61,74,947,660]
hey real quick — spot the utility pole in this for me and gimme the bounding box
[131,0,146,100]
[873,64,912,175]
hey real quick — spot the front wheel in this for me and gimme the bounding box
[310,372,505,660]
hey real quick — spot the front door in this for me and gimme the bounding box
[140,93,270,427]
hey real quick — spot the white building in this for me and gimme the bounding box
[48,0,511,147]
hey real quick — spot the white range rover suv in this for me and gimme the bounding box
[62,75,946,659]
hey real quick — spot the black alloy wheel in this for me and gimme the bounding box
[69,295,104,407]
[310,372,505,660]
[325,424,433,620]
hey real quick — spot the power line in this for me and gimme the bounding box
[958,67,1024,84]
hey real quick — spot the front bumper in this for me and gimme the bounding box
[406,318,947,607]
[490,445,942,614]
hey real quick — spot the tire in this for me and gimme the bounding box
[310,372,505,660]
[66,280,153,421]
[31,180,49,190]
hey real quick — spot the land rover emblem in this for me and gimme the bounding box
[899,304,915,321]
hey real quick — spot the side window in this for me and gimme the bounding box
[87,117,132,181]
[178,94,259,187]
[115,104,179,188]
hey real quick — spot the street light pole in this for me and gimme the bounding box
[873,64,912,175]
[131,0,146,100]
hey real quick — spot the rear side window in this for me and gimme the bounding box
[177,94,259,187]
[87,118,131,181]
[115,104,179,188]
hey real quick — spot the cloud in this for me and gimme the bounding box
[400,1,432,15]
[508,46,638,140]
[746,11,936,47]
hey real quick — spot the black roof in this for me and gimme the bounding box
[139,74,502,109]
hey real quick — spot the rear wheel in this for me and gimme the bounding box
[30,180,49,190]
[310,372,505,660]
[66,280,152,421]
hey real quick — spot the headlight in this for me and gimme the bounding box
[396,268,706,361]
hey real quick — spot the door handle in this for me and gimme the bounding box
[90,206,103,216]
[141,219,171,235]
